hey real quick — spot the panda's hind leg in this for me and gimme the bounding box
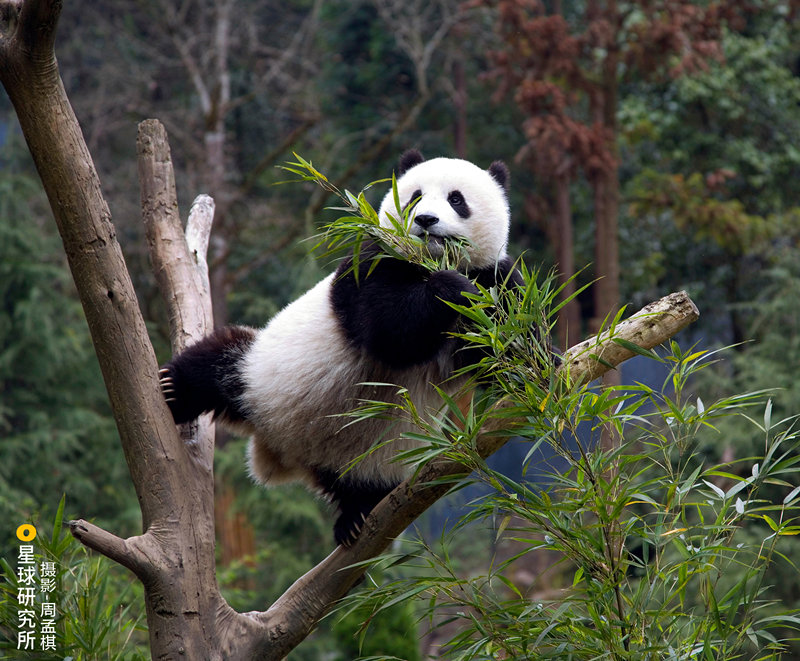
[160,325,255,424]
[313,469,398,547]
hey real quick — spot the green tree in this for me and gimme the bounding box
[619,13,800,338]
[479,0,741,348]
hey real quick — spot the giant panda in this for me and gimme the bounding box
[160,149,524,546]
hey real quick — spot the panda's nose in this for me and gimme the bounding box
[415,214,438,230]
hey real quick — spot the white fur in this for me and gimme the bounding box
[377,157,510,269]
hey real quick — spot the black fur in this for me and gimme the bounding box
[312,467,397,547]
[331,245,524,371]
[160,326,255,424]
[398,149,425,175]
[447,190,470,219]
[471,255,524,290]
[488,161,510,191]
[330,244,480,369]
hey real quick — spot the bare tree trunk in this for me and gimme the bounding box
[0,2,700,658]
[526,175,581,351]
[588,6,622,454]
[554,173,581,349]
[587,0,620,339]
[453,58,468,158]
[135,121,237,657]
[592,169,620,333]
[216,483,256,568]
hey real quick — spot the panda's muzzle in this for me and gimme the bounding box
[412,214,449,249]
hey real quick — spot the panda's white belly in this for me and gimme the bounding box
[240,273,457,487]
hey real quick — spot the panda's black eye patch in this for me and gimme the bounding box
[405,189,423,210]
[448,190,470,219]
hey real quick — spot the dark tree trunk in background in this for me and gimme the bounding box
[587,0,621,336]
[453,58,468,159]
[591,168,620,335]
[554,173,581,349]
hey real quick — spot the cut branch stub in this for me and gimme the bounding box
[138,119,215,353]
[562,290,700,387]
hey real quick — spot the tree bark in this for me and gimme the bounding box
[588,0,621,337]
[0,3,700,658]
[554,172,581,349]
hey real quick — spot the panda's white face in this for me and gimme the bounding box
[377,157,510,270]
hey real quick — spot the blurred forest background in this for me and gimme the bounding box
[1,0,800,658]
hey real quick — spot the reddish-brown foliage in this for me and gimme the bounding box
[475,0,745,335]
[478,0,745,178]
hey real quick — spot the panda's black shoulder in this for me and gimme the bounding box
[327,243,431,353]
[329,241,429,304]
[328,244,480,368]
[470,255,524,290]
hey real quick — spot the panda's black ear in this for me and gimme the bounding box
[398,149,425,176]
[488,161,510,192]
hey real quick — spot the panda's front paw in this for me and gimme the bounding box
[158,363,198,424]
[158,364,182,421]
[428,269,479,305]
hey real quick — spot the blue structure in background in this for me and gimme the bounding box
[417,353,674,540]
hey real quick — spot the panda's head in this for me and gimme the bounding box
[377,150,511,270]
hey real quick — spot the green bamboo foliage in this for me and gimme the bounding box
[336,337,800,659]
[280,154,474,276]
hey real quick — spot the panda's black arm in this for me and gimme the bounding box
[471,255,524,290]
[330,249,478,369]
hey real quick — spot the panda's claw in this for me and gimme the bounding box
[158,367,171,376]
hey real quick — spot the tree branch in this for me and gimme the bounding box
[68,520,151,580]
[562,290,700,387]
[138,118,217,462]
[139,119,215,353]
